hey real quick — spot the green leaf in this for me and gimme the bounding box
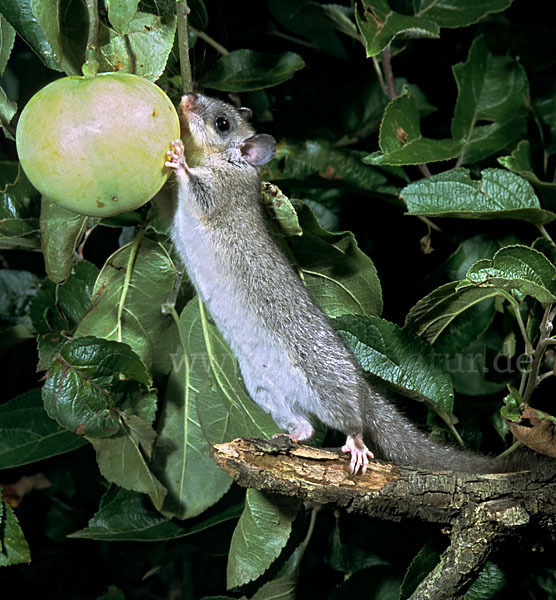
[447,337,508,397]
[87,413,167,511]
[536,92,556,157]
[334,314,454,412]
[328,516,389,574]
[268,0,348,59]
[97,587,126,600]
[37,334,84,374]
[286,201,382,317]
[181,298,280,443]
[30,0,80,75]
[0,162,37,208]
[365,88,462,166]
[151,322,232,520]
[0,86,16,139]
[0,15,16,76]
[400,168,555,225]
[339,79,390,142]
[405,282,497,356]
[501,385,523,423]
[201,49,305,92]
[28,263,97,369]
[498,140,556,211]
[42,335,152,438]
[0,0,62,70]
[0,389,86,469]
[261,182,302,237]
[29,260,98,371]
[265,140,400,197]
[57,260,99,326]
[0,215,40,250]
[29,277,68,336]
[451,36,529,165]
[227,489,300,588]
[75,236,180,378]
[107,0,139,34]
[251,543,304,600]
[0,268,39,329]
[328,565,401,599]
[98,11,177,81]
[70,486,243,541]
[464,562,506,600]
[312,3,359,40]
[0,165,41,251]
[0,495,31,566]
[400,538,444,599]
[356,0,439,58]
[187,0,208,29]
[413,0,513,28]
[533,237,556,267]
[40,198,96,284]
[442,234,507,282]
[464,245,556,304]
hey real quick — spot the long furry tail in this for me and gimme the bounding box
[364,387,552,473]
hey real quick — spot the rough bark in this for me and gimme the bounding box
[211,437,556,599]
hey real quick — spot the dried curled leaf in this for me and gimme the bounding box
[507,405,556,458]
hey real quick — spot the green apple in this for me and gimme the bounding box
[16,72,180,217]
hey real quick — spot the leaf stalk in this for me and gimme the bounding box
[83,0,100,78]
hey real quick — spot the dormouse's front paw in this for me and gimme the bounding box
[165,139,187,172]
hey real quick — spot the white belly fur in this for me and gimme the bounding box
[171,205,317,430]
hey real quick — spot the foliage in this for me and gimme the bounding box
[1,0,556,598]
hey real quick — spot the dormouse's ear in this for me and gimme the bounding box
[240,134,276,166]
[238,107,253,120]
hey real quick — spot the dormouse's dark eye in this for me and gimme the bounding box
[215,116,230,132]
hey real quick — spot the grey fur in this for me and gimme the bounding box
[166,93,542,474]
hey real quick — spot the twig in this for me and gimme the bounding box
[190,25,230,56]
[537,370,554,384]
[496,439,521,460]
[379,45,437,226]
[538,224,556,246]
[371,56,388,97]
[82,0,100,77]
[381,45,396,100]
[75,221,98,260]
[266,29,316,51]
[162,270,185,330]
[507,295,534,357]
[417,215,441,232]
[521,305,555,403]
[418,163,432,178]
[435,408,465,448]
[176,0,194,91]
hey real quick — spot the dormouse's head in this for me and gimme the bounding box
[179,93,276,169]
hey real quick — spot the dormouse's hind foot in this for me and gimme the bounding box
[272,421,315,443]
[342,434,374,474]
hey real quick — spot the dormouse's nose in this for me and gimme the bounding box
[180,93,199,115]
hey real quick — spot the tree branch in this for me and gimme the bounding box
[212,437,556,598]
[411,502,529,599]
